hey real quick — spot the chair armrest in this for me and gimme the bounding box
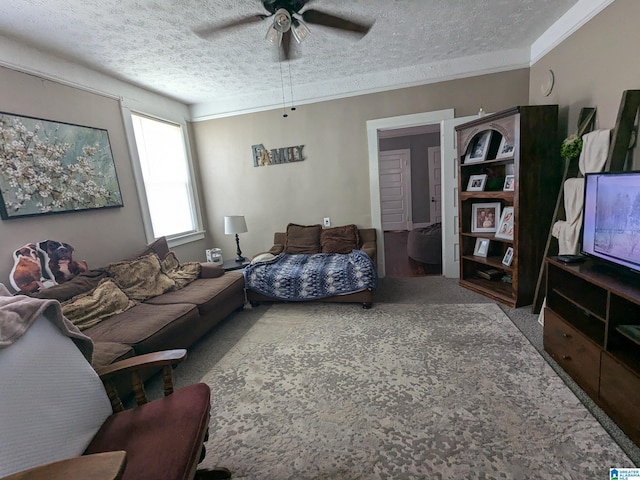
[1,451,127,480]
[96,349,187,380]
[360,241,377,262]
[199,263,224,278]
[96,349,187,411]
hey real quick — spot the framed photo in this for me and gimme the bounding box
[474,237,490,257]
[471,202,501,233]
[502,246,514,266]
[503,174,515,191]
[0,111,123,219]
[466,174,488,192]
[495,206,515,240]
[496,136,515,159]
[464,130,492,164]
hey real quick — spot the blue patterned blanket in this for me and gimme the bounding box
[244,250,378,301]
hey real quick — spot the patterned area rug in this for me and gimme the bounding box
[200,303,631,478]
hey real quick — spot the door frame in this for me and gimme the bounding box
[367,109,454,278]
[427,145,442,226]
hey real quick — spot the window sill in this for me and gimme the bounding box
[166,231,205,249]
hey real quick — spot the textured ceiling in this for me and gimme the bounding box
[0,0,580,116]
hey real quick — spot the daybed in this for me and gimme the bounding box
[24,236,246,373]
[245,223,378,308]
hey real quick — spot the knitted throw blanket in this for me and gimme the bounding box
[244,251,377,301]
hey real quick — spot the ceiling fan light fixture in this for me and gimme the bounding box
[265,23,283,45]
[273,8,291,33]
[291,18,310,44]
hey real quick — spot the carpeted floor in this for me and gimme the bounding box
[143,277,640,477]
[194,302,631,479]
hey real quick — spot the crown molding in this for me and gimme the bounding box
[530,0,615,65]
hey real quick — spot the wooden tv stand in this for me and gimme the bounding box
[544,256,640,446]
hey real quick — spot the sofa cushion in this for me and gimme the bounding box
[320,224,360,254]
[91,342,135,369]
[83,302,200,354]
[62,279,137,331]
[127,236,170,261]
[84,382,210,480]
[160,252,200,289]
[27,269,108,303]
[107,254,176,301]
[144,273,245,317]
[284,223,322,254]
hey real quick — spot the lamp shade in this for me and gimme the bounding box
[224,216,247,235]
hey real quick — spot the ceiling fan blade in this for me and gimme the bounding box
[194,14,268,39]
[281,29,292,61]
[301,9,373,35]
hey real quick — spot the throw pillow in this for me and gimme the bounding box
[62,278,136,331]
[321,224,360,254]
[284,223,322,254]
[161,251,201,289]
[127,236,170,261]
[107,253,176,301]
[251,253,276,264]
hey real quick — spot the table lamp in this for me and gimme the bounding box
[224,215,248,262]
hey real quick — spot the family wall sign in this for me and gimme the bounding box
[251,143,305,167]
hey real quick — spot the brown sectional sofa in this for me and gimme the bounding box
[28,237,246,371]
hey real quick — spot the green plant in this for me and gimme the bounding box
[561,134,583,160]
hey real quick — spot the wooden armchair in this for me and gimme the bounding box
[0,315,230,480]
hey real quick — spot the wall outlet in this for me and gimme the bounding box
[323,217,331,227]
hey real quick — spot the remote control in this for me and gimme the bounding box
[557,254,586,263]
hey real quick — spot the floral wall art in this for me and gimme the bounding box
[0,111,123,219]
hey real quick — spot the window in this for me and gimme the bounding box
[130,113,202,243]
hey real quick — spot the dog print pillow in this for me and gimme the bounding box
[10,240,89,293]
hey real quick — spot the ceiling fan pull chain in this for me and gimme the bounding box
[279,53,288,118]
[288,61,296,112]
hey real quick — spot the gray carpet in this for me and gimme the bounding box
[191,302,631,478]
[145,277,639,477]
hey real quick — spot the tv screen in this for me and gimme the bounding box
[581,171,640,274]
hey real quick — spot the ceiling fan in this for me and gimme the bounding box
[194,0,374,60]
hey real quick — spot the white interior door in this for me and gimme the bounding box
[379,149,411,231]
[441,115,479,278]
[428,146,441,224]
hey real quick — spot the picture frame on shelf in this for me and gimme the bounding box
[503,174,515,191]
[464,130,492,164]
[502,246,514,266]
[495,206,515,240]
[471,202,501,233]
[474,237,490,257]
[466,174,488,192]
[496,136,515,159]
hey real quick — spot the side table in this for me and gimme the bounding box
[222,259,249,272]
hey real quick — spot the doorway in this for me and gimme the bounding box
[367,109,477,279]
[378,129,441,277]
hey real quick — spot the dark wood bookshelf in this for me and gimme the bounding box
[455,105,561,308]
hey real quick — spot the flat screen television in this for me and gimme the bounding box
[581,171,640,274]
